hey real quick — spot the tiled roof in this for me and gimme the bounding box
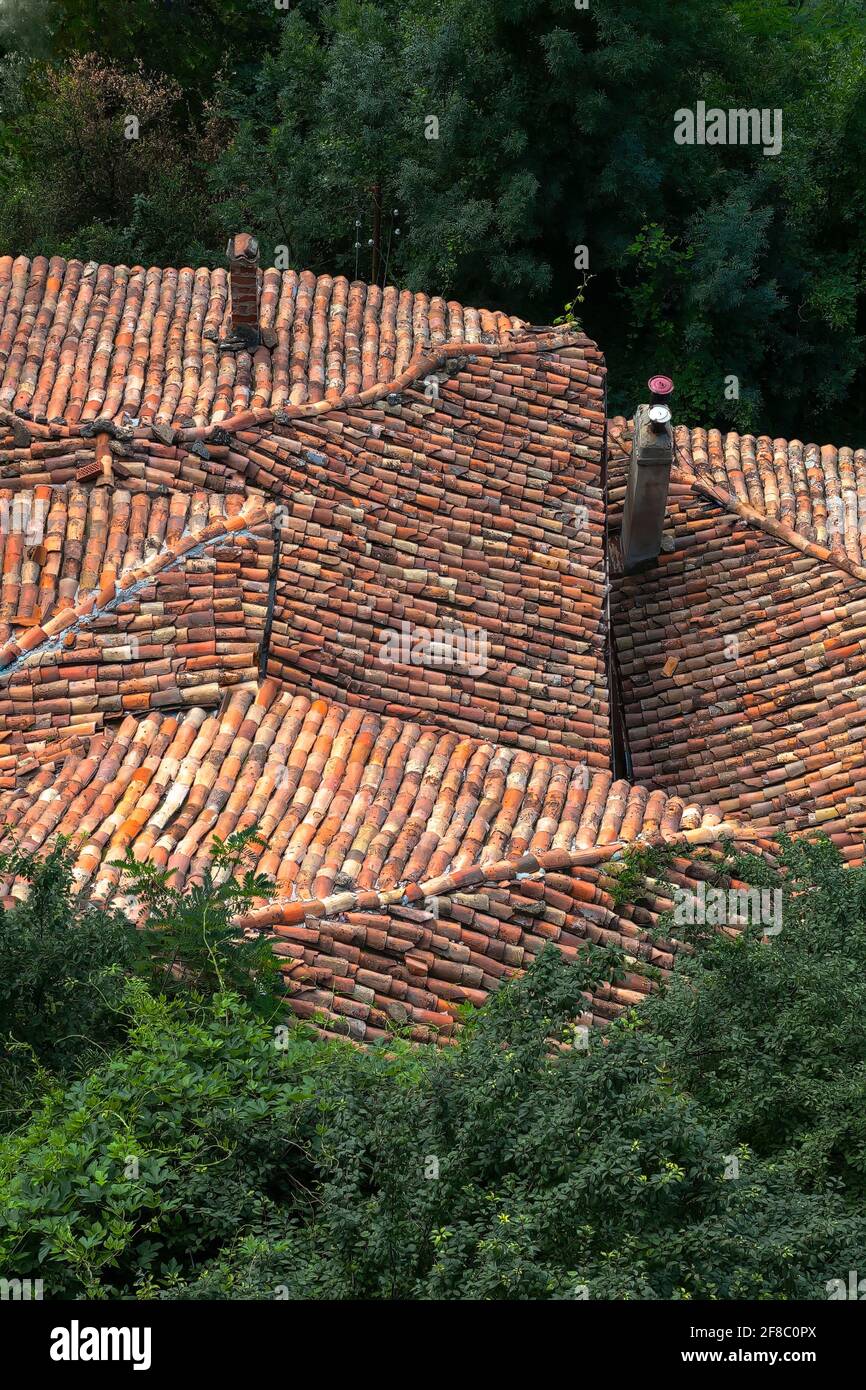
[4,251,866,1041]
[0,255,523,429]
[0,681,739,898]
[609,417,866,863]
[1,319,609,757]
[0,485,272,725]
[609,417,866,576]
[672,425,866,570]
[0,485,263,642]
[0,679,750,1040]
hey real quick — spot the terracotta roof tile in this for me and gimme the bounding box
[5,254,866,1043]
[0,681,752,1040]
[609,417,866,863]
[0,255,524,430]
[0,681,738,900]
[0,486,273,723]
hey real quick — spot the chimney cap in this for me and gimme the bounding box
[648,374,674,399]
[226,232,259,263]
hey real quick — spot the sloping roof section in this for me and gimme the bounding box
[673,425,866,569]
[0,485,262,644]
[0,486,273,727]
[609,418,866,572]
[260,343,609,760]
[0,317,610,758]
[609,417,866,863]
[0,255,524,429]
[0,682,738,905]
[0,679,753,1042]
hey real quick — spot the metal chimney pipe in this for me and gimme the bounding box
[620,376,675,573]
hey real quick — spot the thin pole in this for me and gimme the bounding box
[371,182,382,284]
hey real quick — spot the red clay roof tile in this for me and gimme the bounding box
[0,255,525,430]
[2,261,864,1042]
[610,416,866,864]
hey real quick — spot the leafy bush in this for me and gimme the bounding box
[3,834,866,1301]
[0,839,138,1128]
[0,828,285,1133]
[114,826,285,1020]
[0,983,321,1298]
[662,835,866,1190]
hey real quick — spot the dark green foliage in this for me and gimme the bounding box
[0,53,222,265]
[0,0,283,96]
[0,983,319,1298]
[0,839,139,1128]
[0,828,284,1133]
[663,835,866,1190]
[2,834,866,1300]
[2,1,866,436]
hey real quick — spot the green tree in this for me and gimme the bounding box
[0,52,221,263]
[0,0,283,97]
[3,2,866,447]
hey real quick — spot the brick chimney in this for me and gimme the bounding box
[620,376,674,573]
[226,232,261,348]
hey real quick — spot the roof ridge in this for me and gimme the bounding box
[608,414,866,583]
[673,451,866,583]
[0,493,271,672]
[173,331,591,443]
[2,252,585,432]
[237,812,763,933]
[0,331,592,447]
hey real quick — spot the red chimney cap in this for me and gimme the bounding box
[648,374,674,397]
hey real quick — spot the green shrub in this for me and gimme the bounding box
[0,983,322,1298]
[2,833,865,1301]
[114,826,285,1020]
[661,834,866,1189]
[0,827,285,1132]
[0,840,139,1128]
